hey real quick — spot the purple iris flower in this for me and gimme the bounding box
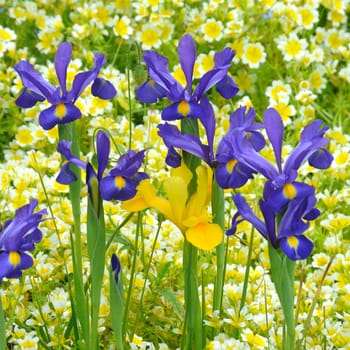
[111,253,121,285]
[14,42,116,130]
[157,105,266,190]
[230,108,333,211]
[228,192,319,260]
[56,131,148,206]
[0,199,47,281]
[136,34,238,132]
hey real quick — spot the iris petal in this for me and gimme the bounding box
[54,42,72,96]
[91,77,117,100]
[15,88,45,108]
[280,235,314,260]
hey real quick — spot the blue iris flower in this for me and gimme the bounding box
[228,192,320,260]
[56,131,148,209]
[229,108,333,211]
[0,199,47,281]
[14,42,116,130]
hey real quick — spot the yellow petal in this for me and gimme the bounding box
[170,162,192,187]
[185,222,223,250]
[163,175,187,227]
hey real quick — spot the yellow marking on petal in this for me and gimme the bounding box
[55,103,66,119]
[115,176,126,190]
[283,183,296,199]
[9,251,21,268]
[287,236,299,249]
[226,159,237,174]
[177,100,190,117]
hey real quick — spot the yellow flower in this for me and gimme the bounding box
[122,163,223,250]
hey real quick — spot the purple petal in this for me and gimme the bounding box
[280,235,314,260]
[214,47,236,67]
[194,67,227,98]
[232,193,268,239]
[215,161,254,189]
[91,78,117,100]
[96,130,110,179]
[56,163,78,185]
[264,108,284,172]
[111,253,121,285]
[100,176,137,201]
[86,163,100,216]
[14,60,55,101]
[54,42,72,95]
[178,34,196,94]
[161,100,204,120]
[72,53,106,101]
[216,75,239,99]
[39,103,81,130]
[158,123,211,164]
[308,148,333,169]
[136,79,167,103]
[15,88,46,108]
[165,146,182,167]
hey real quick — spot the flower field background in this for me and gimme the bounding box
[0,0,350,349]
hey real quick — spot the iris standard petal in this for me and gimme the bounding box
[15,88,46,108]
[264,108,284,172]
[54,42,72,96]
[96,130,110,179]
[110,150,146,177]
[178,34,196,94]
[214,47,236,67]
[280,235,314,260]
[39,103,81,130]
[194,67,227,98]
[91,77,117,100]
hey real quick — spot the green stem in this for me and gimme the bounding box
[211,177,225,336]
[0,297,6,350]
[182,240,203,350]
[58,124,89,347]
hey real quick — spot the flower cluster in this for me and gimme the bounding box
[227,108,333,260]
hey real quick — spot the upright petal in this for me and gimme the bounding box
[96,130,110,179]
[178,34,196,94]
[264,108,284,172]
[55,42,72,96]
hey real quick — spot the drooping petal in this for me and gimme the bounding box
[100,175,137,201]
[264,108,284,172]
[280,235,314,260]
[232,193,268,239]
[178,34,196,94]
[14,60,55,101]
[158,123,211,164]
[91,77,117,100]
[0,252,34,281]
[15,88,46,108]
[215,161,255,189]
[308,148,333,169]
[165,146,182,167]
[216,75,239,99]
[56,162,78,185]
[96,130,110,179]
[162,100,205,120]
[186,222,223,250]
[136,79,168,103]
[39,103,81,130]
[54,42,72,96]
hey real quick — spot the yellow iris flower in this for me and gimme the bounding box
[122,163,223,250]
